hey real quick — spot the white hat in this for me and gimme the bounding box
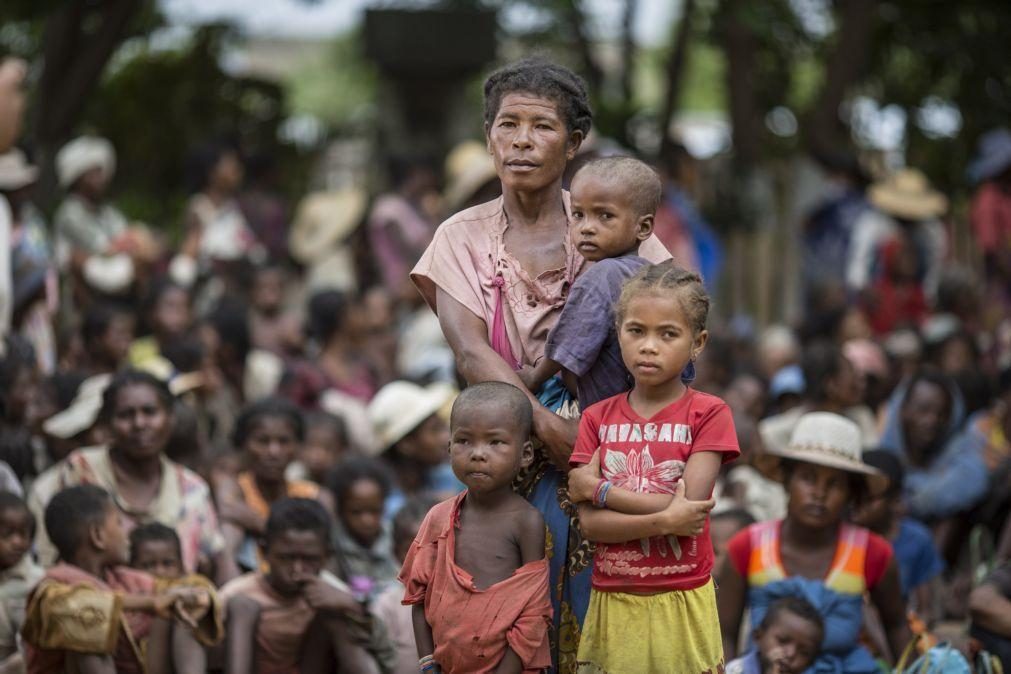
[0,149,38,190]
[868,169,947,220]
[55,136,116,189]
[289,188,366,265]
[753,411,888,493]
[443,140,498,212]
[367,381,456,453]
[42,374,112,439]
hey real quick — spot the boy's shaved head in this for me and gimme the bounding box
[573,156,663,218]
[451,382,533,439]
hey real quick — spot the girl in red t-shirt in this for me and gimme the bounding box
[567,261,739,673]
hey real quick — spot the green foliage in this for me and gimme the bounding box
[287,32,377,131]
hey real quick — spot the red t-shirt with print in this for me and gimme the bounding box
[571,388,740,592]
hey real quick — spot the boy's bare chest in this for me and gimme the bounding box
[454,521,523,590]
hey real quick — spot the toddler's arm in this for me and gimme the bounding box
[411,605,439,672]
[516,358,562,394]
[516,507,547,565]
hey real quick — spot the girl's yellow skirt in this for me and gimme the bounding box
[575,578,724,674]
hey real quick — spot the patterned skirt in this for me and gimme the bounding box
[575,579,725,674]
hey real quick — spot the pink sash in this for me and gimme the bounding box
[491,275,520,370]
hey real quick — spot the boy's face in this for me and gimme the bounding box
[339,479,384,549]
[0,508,32,570]
[132,539,184,579]
[851,489,896,535]
[300,424,345,482]
[570,171,653,262]
[245,416,299,483]
[263,529,328,597]
[449,405,532,494]
[97,505,130,566]
[756,611,822,674]
[900,381,951,456]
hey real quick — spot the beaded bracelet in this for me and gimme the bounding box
[598,481,613,508]
[592,478,608,508]
[419,654,437,672]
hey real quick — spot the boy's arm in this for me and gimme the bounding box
[225,595,260,674]
[411,604,440,672]
[517,507,547,565]
[145,617,172,674]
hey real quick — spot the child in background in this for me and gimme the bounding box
[288,410,350,486]
[0,492,42,672]
[22,485,220,674]
[401,382,552,674]
[130,522,185,580]
[249,264,302,358]
[367,381,459,518]
[853,449,944,614]
[219,498,378,674]
[725,597,824,674]
[80,302,134,375]
[372,498,433,674]
[129,279,193,373]
[518,156,660,408]
[214,397,334,571]
[328,456,398,598]
[567,262,739,673]
[710,508,756,578]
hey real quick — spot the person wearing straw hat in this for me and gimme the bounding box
[366,381,459,519]
[717,412,910,673]
[846,168,948,300]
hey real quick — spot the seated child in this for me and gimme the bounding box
[0,492,43,672]
[519,156,661,408]
[725,597,824,674]
[22,485,220,674]
[853,449,944,614]
[287,410,351,485]
[249,264,303,358]
[219,497,378,674]
[130,522,185,580]
[400,382,551,674]
[328,456,398,597]
[372,497,433,674]
[367,381,459,518]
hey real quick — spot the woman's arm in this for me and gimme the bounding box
[436,288,576,466]
[868,559,911,665]
[715,552,747,660]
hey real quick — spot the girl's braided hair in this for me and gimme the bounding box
[615,261,710,335]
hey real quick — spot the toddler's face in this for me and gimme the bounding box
[449,406,532,494]
[133,539,184,579]
[756,611,822,674]
[339,479,385,549]
[0,508,32,571]
[569,172,651,262]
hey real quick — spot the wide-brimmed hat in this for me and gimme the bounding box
[0,149,38,190]
[289,188,366,265]
[443,141,498,213]
[868,169,947,220]
[753,411,888,493]
[56,136,115,189]
[968,128,1011,184]
[367,381,456,453]
[42,374,112,439]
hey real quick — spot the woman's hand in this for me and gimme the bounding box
[568,450,602,504]
[534,408,577,469]
[660,481,715,537]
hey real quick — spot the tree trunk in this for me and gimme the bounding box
[32,0,141,208]
[562,0,603,95]
[619,0,637,103]
[805,0,876,156]
[717,0,762,170]
[658,0,695,159]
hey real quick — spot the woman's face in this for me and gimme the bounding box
[785,462,852,529]
[109,384,173,461]
[244,415,299,483]
[486,92,582,196]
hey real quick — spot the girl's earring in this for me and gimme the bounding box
[680,360,697,384]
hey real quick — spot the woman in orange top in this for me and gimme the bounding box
[214,398,335,570]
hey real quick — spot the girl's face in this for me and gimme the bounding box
[153,287,191,339]
[339,478,384,548]
[618,293,707,389]
[109,384,173,460]
[486,92,581,196]
[244,415,299,483]
[785,462,852,529]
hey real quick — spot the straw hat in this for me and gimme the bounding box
[868,169,947,220]
[288,188,366,265]
[56,136,115,189]
[443,141,498,213]
[753,411,888,493]
[0,149,38,190]
[367,381,456,454]
[968,128,1011,184]
[42,374,112,439]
